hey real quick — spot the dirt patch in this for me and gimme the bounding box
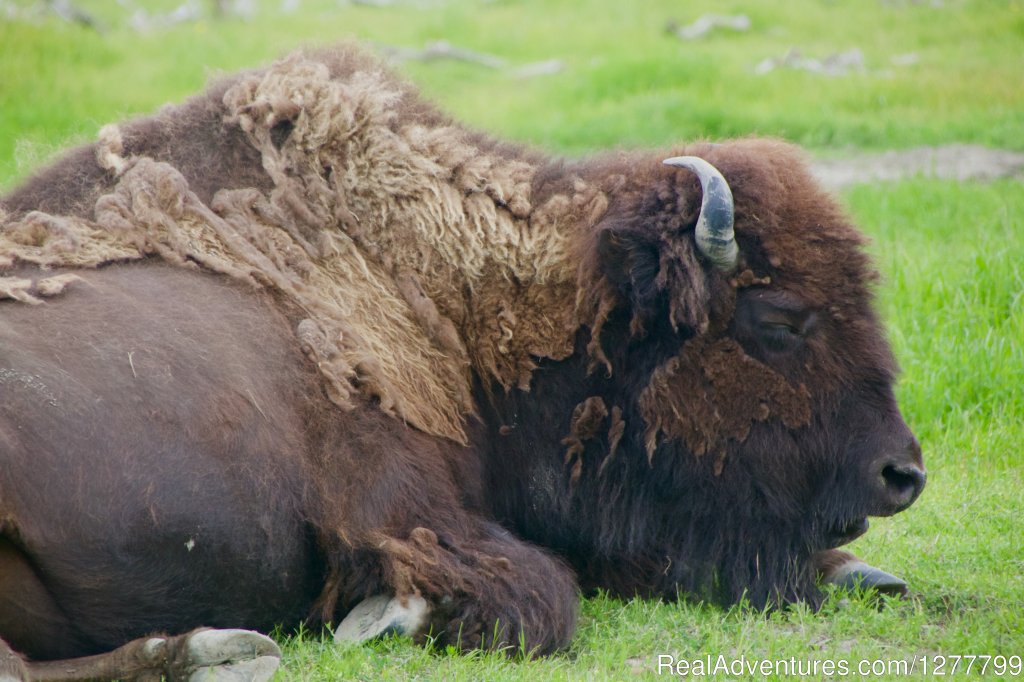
[811,144,1024,190]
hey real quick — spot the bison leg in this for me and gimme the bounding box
[15,629,279,682]
[1,529,281,681]
[814,549,909,597]
[343,521,578,656]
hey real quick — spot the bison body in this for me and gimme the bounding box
[0,265,324,657]
[0,45,923,679]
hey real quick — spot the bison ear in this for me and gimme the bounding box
[596,226,662,309]
[596,225,713,334]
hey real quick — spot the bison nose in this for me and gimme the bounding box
[875,441,926,514]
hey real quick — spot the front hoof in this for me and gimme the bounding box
[334,594,430,644]
[826,560,909,597]
[180,630,281,682]
[187,657,281,682]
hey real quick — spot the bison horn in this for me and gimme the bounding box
[662,156,738,272]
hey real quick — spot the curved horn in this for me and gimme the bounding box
[662,156,738,272]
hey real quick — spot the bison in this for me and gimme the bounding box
[0,45,924,680]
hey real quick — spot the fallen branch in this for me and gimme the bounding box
[510,59,564,78]
[666,14,750,41]
[377,41,564,78]
[215,0,256,20]
[122,0,202,31]
[46,0,104,32]
[755,47,865,76]
[379,40,508,68]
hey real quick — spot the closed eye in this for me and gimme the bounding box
[735,289,819,358]
[758,322,803,353]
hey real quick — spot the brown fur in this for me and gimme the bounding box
[0,43,924,673]
[2,47,598,444]
[639,334,813,473]
[561,396,609,486]
[0,46,877,459]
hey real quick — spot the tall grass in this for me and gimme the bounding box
[2,0,1022,679]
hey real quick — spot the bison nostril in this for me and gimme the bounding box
[880,463,926,510]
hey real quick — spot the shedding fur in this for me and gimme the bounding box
[561,396,609,486]
[597,406,626,476]
[0,46,883,464]
[0,50,597,444]
[639,333,813,473]
[0,273,85,304]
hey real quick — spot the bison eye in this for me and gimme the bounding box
[758,321,804,353]
[754,307,818,354]
[735,289,818,357]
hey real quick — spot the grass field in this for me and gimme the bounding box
[2,0,1022,679]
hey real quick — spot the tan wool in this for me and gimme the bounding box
[0,50,605,444]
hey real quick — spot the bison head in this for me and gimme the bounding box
[563,138,924,607]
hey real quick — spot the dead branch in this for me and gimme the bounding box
[379,40,508,69]
[376,41,563,78]
[46,0,104,32]
[755,47,865,76]
[666,14,750,41]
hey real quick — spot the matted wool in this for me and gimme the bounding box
[0,52,605,444]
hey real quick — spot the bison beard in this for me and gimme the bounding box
[0,43,923,677]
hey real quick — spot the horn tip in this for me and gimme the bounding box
[662,156,696,167]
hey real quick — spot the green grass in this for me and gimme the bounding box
[3,0,1023,679]
[2,0,1024,189]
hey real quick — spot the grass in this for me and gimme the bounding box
[2,0,1022,679]
[2,0,1024,188]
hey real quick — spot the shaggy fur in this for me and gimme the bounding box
[0,45,876,454]
[1,47,595,443]
[0,43,924,675]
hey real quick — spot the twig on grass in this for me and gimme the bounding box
[377,40,564,78]
[118,0,203,31]
[755,47,865,76]
[666,14,750,41]
[509,59,564,79]
[379,40,508,68]
[46,0,104,32]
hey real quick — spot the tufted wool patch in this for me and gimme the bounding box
[0,51,610,444]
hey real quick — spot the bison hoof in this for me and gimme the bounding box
[826,560,909,597]
[334,594,430,644]
[183,630,281,682]
[188,658,280,682]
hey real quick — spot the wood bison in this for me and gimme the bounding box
[0,45,925,680]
